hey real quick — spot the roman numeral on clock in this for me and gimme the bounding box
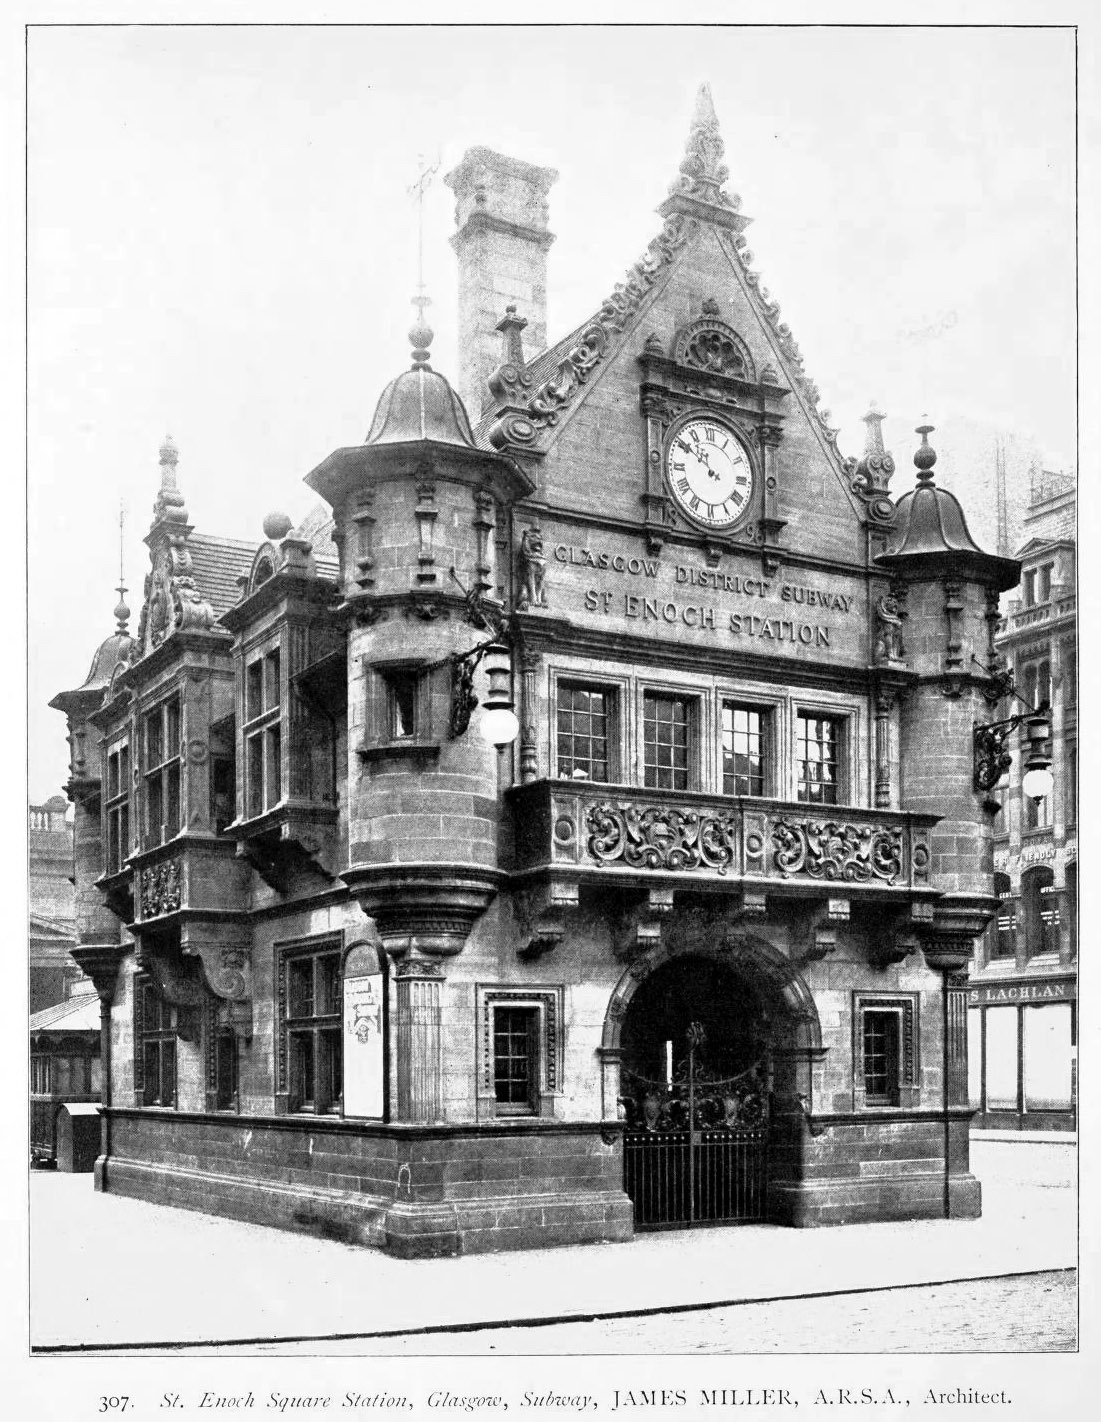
[676,477,690,493]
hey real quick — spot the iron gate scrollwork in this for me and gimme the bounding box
[620,1021,769,1229]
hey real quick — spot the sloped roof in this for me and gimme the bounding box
[30,993,101,1034]
[188,534,258,618]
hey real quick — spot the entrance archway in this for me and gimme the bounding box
[603,932,822,1229]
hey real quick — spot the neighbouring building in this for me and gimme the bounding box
[967,467,1077,1131]
[30,986,102,1165]
[29,797,81,1012]
[51,88,1023,1256]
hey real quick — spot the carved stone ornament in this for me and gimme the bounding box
[140,858,182,918]
[586,802,739,875]
[771,819,903,886]
[673,317,755,382]
[516,525,548,610]
[484,213,697,449]
[667,83,740,211]
[873,593,905,665]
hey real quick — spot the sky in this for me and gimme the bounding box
[26,22,1077,801]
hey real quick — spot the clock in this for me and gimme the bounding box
[665,417,755,530]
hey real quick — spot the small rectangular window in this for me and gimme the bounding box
[797,713,842,805]
[557,682,611,782]
[282,945,343,1115]
[138,979,178,1108]
[863,1010,901,1104]
[644,692,691,791]
[388,670,419,739]
[493,1006,539,1115]
[722,703,767,797]
[1037,564,1052,603]
[214,1032,238,1112]
[141,698,183,847]
[246,661,264,721]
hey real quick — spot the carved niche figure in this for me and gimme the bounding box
[517,525,548,610]
[873,593,905,665]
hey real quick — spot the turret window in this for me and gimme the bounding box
[105,740,130,873]
[142,697,182,847]
[244,647,283,818]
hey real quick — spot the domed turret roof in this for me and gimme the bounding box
[365,318,477,449]
[875,425,1019,591]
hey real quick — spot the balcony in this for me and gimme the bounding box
[506,779,937,899]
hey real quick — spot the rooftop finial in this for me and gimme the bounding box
[152,433,188,526]
[408,151,441,369]
[862,400,887,455]
[114,500,130,633]
[914,419,937,483]
[668,82,739,211]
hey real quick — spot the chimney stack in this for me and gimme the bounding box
[445,148,557,421]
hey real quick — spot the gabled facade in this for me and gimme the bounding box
[967,468,1077,1130]
[53,89,1020,1256]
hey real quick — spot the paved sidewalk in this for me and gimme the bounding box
[29,1140,1076,1352]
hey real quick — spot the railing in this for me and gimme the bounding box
[507,780,936,892]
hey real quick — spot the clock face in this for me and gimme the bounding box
[665,418,755,529]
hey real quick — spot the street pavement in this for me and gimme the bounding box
[29,1137,1076,1353]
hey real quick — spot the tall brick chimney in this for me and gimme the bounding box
[445,148,557,421]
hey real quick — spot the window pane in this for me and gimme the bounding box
[166,764,181,838]
[266,725,281,809]
[145,712,162,769]
[265,651,281,711]
[143,1041,160,1105]
[215,1033,238,1111]
[290,1031,315,1110]
[558,683,610,781]
[315,954,341,1016]
[797,714,841,804]
[722,704,765,796]
[288,959,314,1018]
[1023,1004,1073,1111]
[246,661,264,722]
[967,1008,983,1110]
[146,773,163,844]
[246,734,264,818]
[863,1010,899,1103]
[643,694,690,791]
[166,698,181,753]
[493,1006,536,1110]
[161,1040,176,1105]
[985,1007,1018,1111]
[319,1028,342,1112]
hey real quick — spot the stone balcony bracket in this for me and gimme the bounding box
[514,878,580,960]
[343,863,505,959]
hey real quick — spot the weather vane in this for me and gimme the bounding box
[407,150,441,326]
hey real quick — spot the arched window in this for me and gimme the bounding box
[992,872,1014,959]
[1021,866,1055,958]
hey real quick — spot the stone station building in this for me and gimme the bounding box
[52,89,1021,1256]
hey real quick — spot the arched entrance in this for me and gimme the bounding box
[604,932,822,1230]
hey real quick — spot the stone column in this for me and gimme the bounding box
[394,958,445,1123]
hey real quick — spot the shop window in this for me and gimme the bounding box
[243,647,282,818]
[722,703,769,797]
[557,682,614,782]
[984,1006,1018,1112]
[1023,1003,1074,1111]
[135,977,178,1108]
[854,995,917,1108]
[476,985,563,1120]
[277,939,342,1115]
[966,1008,983,1111]
[797,712,843,805]
[142,697,182,848]
[105,739,131,874]
[643,692,693,791]
[1021,866,1055,957]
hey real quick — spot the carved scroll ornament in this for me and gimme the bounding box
[771,819,903,886]
[586,802,738,875]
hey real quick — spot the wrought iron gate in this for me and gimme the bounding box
[621,1021,768,1229]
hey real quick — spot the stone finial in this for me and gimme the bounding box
[263,511,293,542]
[668,82,740,211]
[113,579,130,635]
[914,421,937,482]
[410,292,434,370]
[152,433,188,527]
[495,305,527,368]
[862,401,887,456]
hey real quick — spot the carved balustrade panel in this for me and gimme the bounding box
[509,781,929,891]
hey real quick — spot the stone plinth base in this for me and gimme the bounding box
[99,1109,632,1256]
